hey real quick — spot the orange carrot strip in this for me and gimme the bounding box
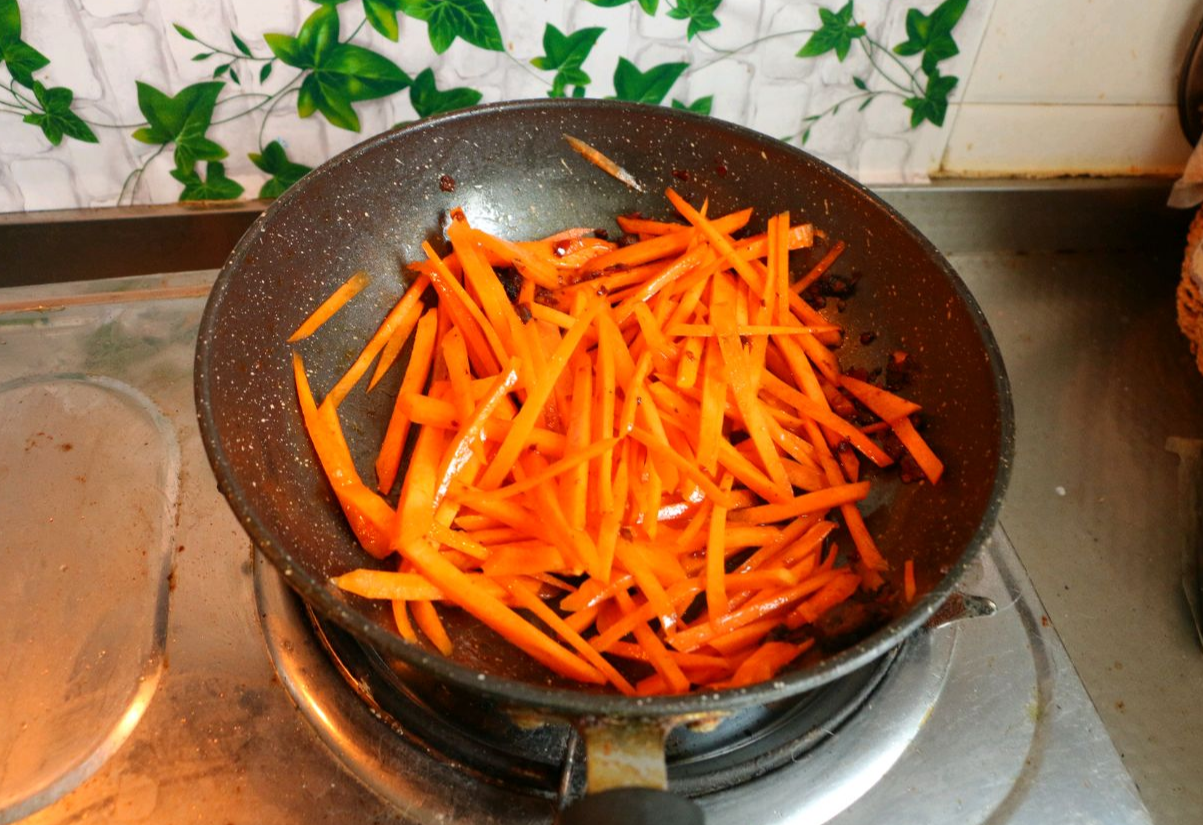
[579,209,752,276]
[839,375,922,423]
[392,598,417,641]
[706,474,735,624]
[334,569,444,601]
[466,228,561,289]
[289,270,370,342]
[706,618,782,656]
[398,537,606,684]
[475,438,621,501]
[325,274,430,408]
[892,416,944,484]
[504,578,637,695]
[428,522,489,560]
[478,298,604,489]
[714,640,810,689]
[367,299,424,391]
[614,588,690,693]
[421,242,504,376]
[434,359,521,503]
[392,420,445,552]
[482,543,566,577]
[904,559,916,603]
[564,133,645,192]
[628,428,733,507]
[670,570,841,653]
[791,241,847,295]
[411,600,453,655]
[729,481,869,524]
[785,573,861,629]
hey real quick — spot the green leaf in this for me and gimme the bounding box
[231,31,251,56]
[666,0,720,40]
[22,81,98,146]
[903,69,958,127]
[852,76,867,91]
[322,43,411,100]
[399,0,503,54]
[671,95,712,115]
[611,57,687,105]
[3,39,50,87]
[297,5,339,65]
[298,72,360,130]
[893,0,967,74]
[801,127,811,145]
[585,0,658,11]
[173,161,244,202]
[264,33,305,67]
[260,62,273,82]
[408,67,481,118]
[796,1,864,62]
[192,52,214,61]
[571,85,586,98]
[172,23,197,42]
[364,0,403,40]
[0,0,20,49]
[214,63,230,78]
[533,24,604,98]
[132,80,227,170]
[249,140,313,198]
[857,95,874,111]
[229,66,241,85]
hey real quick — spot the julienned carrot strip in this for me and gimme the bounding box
[325,274,430,408]
[392,598,417,642]
[892,416,945,484]
[480,438,620,501]
[715,640,811,689]
[478,298,604,490]
[289,270,370,342]
[667,323,840,337]
[614,588,690,694]
[483,543,565,577]
[785,573,861,629]
[411,600,453,655]
[580,209,752,275]
[334,569,445,601]
[564,133,645,193]
[368,299,424,391]
[791,240,847,295]
[505,578,636,695]
[434,359,521,503]
[839,375,922,423]
[706,474,735,624]
[429,522,489,560]
[400,537,606,684]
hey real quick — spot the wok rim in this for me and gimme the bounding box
[195,98,1015,718]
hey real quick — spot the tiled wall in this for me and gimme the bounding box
[0,0,1196,213]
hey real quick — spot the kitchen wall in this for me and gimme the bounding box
[0,0,1195,213]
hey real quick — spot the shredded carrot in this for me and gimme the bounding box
[564,134,645,192]
[288,270,370,343]
[294,190,945,694]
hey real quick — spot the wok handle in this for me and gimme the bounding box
[559,788,704,825]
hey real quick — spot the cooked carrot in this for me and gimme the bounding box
[893,416,944,484]
[289,270,370,342]
[564,133,645,192]
[791,240,846,295]
[302,192,946,694]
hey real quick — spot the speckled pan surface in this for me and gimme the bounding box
[194,99,1013,717]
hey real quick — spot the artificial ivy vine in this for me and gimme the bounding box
[0,0,972,204]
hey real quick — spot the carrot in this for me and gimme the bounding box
[892,416,945,484]
[564,134,645,192]
[301,192,946,694]
[791,240,847,295]
[324,274,430,409]
[289,270,370,342]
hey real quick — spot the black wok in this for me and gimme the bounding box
[195,99,1012,821]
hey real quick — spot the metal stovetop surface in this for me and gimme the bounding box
[0,181,1198,824]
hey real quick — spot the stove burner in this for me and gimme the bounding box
[308,604,899,799]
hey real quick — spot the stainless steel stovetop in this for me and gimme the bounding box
[2,182,1196,824]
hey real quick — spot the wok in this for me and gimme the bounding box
[195,99,1012,822]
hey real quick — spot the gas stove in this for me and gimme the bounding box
[0,263,1149,825]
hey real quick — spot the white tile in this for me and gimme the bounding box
[964,0,1197,105]
[11,158,80,211]
[19,0,104,99]
[942,103,1192,176]
[81,0,145,17]
[91,22,170,124]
